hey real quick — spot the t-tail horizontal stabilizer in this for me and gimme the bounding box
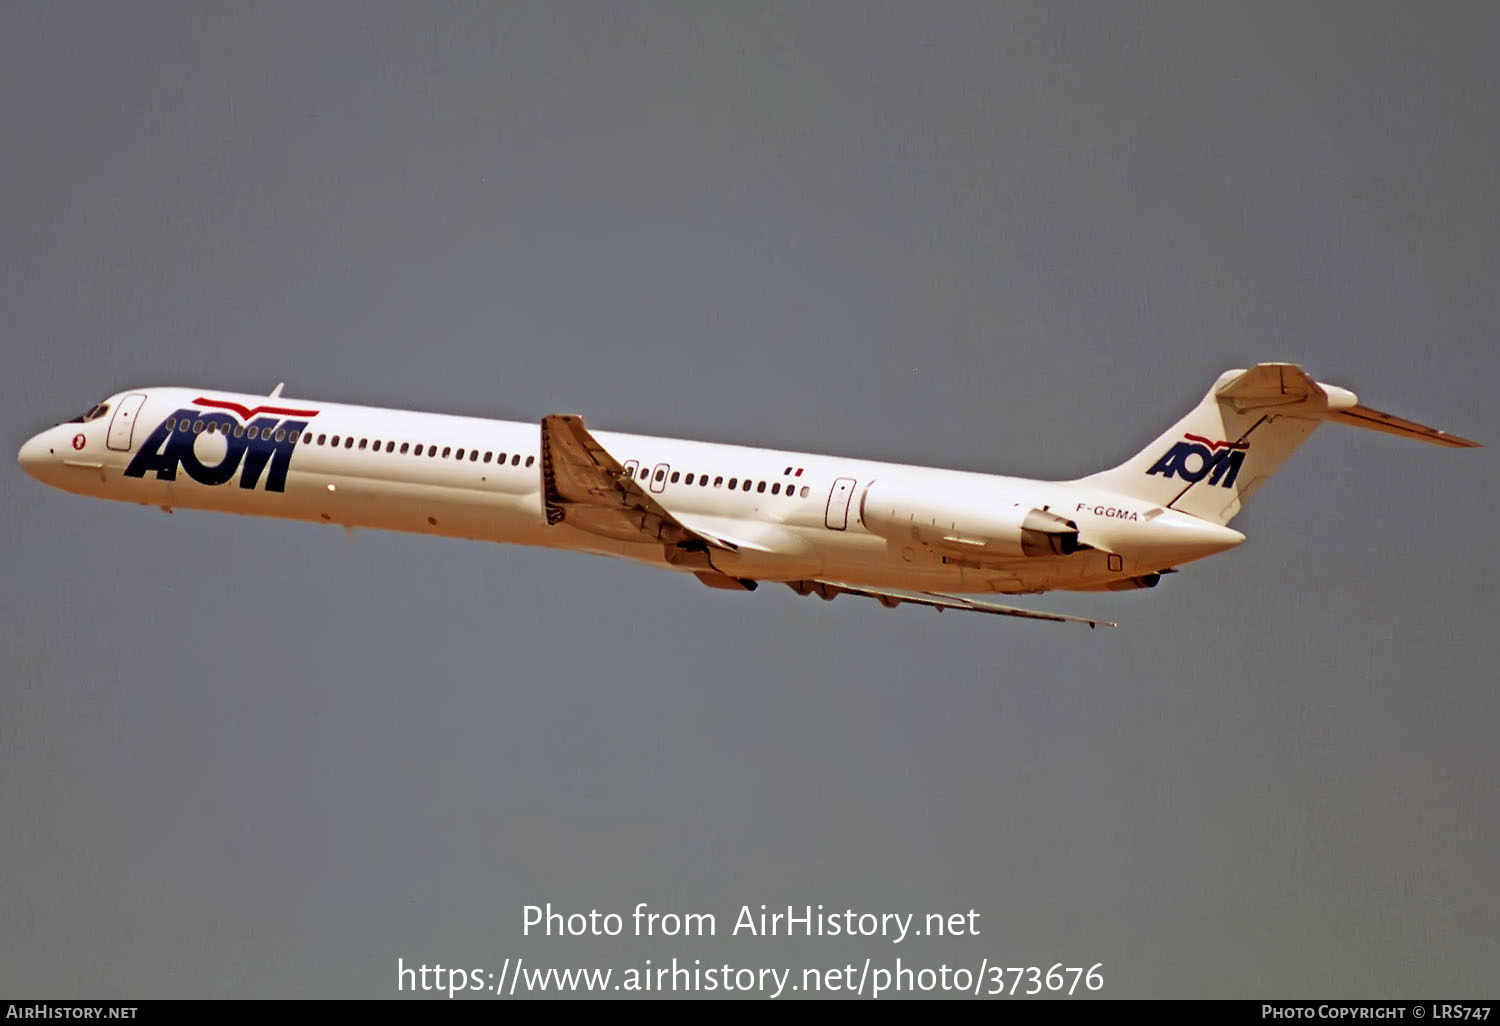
[787,580,1116,628]
[1324,404,1481,449]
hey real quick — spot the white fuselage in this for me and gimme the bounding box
[18,386,1244,596]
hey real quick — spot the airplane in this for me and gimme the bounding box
[17,362,1479,628]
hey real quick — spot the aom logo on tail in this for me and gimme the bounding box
[125,397,319,493]
[1146,433,1250,489]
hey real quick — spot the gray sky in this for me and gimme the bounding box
[3,1,1496,1000]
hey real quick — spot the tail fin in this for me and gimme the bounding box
[1078,363,1480,526]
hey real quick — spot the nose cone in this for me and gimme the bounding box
[18,432,51,481]
[18,435,45,480]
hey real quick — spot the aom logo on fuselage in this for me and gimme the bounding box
[124,397,319,493]
[1146,433,1250,489]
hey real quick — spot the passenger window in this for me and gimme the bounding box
[442,446,452,458]
[275,429,286,442]
[800,486,809,498]
[757,481,766,493]
[512,454,521,466]
[386,441,394,453]
[701,477,708,487]
[429,446,438,457]
[483,452,492,463]
[670,471,680,484]
[330,435,340,446]
[498,453,507,464]
[684,473,694,485]
[400,442,410,454]
[714,476,723,487]
[640,467,650,480]
[742,480,752,491]
[469,450,479,462]
[193,420,205,433]
[359,439,368,450]
[455,448,464,459]
[345,437,354,448]
[246,426,259,440]
[233,425,245,438]
[317,434,326,445]
[771,483,780,495]
[728,477,737,489]
[289,430,301,443]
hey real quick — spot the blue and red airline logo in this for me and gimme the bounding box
[1146,433,1249,489]
[124,397,319,493]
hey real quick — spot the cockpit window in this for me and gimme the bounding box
[67,402,111,424]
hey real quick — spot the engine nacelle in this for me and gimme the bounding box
[859,480,1080,560]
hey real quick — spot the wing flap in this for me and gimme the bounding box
[672,512,813,555]
[787,580,1115,628]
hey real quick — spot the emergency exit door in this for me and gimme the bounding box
[824,477,856,530]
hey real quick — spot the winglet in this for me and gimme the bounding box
[269,382,285,398]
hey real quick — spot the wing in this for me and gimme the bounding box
[540,415,1114,628]
[787,580,1116,628]
[540,413,738,552]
